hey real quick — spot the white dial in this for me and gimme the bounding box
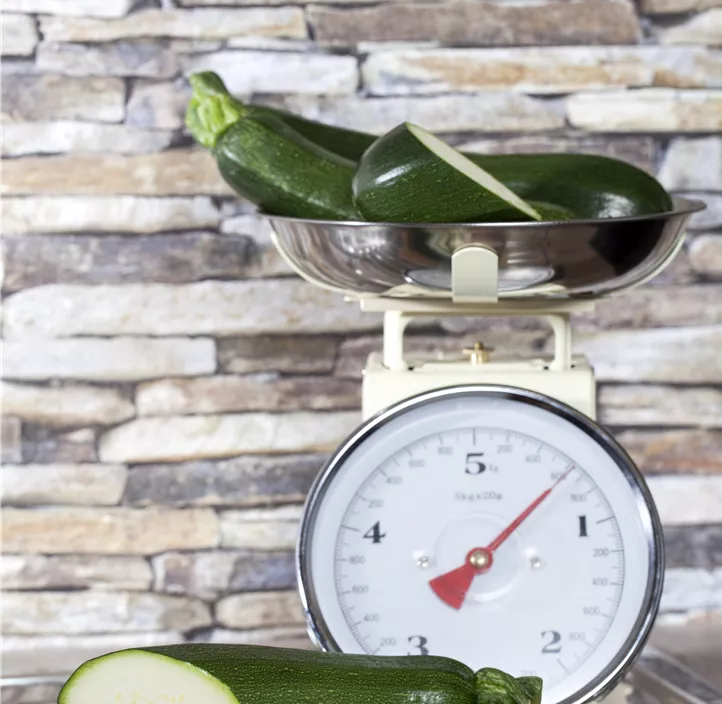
[299,387,663,704]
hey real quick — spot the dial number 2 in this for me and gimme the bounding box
[541,630,562,654]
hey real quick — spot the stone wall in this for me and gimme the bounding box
[1,0,721,698]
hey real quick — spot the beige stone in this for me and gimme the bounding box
[1,14,38,56]
[99,411,359,463]
[641,0,722,12]
[204,627,313,649]
[362,46,718,96]
[183,51,358,95]
[136,375,359,416]
[23,427,97,465]
[2,382,134,427]
[41,8,305,41]
[36,40,177,78]
[2,464,127,506]
[2,555,152,591]
[576,327,722,383]
[567,89,722,132]
[617,429,722,475]
[279,93,564,133]
[2,74,125,122]
[660,9,722,45]
[647,476,722,525]
[2,632,182,677]
[689,234,722,276]
[2,281,378,337]
[2,592,211,635]
[3,0,140,17]
[1,196,220,235]
[310,0,640,47]
[1,122,173,157]
[2,338,215,382]
[220,506,303,550]
[2,149,231,196]
[2,417,22,464]
[600,385,722,427]
[658,137,722,191]
[216,591,304,630]
[220,214,291,278]
[2,507,219,554]
[126,79,190,130]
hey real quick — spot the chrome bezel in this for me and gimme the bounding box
[296,384,664,704]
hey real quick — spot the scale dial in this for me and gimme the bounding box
[298,386,663,704]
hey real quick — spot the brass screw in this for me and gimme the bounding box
[463,342,493,365]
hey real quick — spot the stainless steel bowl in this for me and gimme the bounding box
[265,196,704,299]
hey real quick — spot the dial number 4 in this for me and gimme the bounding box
[363,521,386,544]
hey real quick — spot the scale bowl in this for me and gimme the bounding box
[266,196,704,299]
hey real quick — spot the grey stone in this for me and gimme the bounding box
[2,149,230,197]
[1,14,38,56]
[36,40,178,78]
[1,74,125,122]
[615,428,722,475]
[659,568,722,612]
[641,0,722,12]
[2,281,379,337]
[201,627,313,650]
[21,426,97,464]
[567,89,722,132]
[658,137,722,191]
[311,0,640,47]
[126,78,190,129]
[664,524,722,570]
[183,50,358,95]
[218,335,339,374]
[125,454,325,507]
[152,550,295,599]
[2,233,254,291]
[278,93,565,134]
[689,235,722,276]
[3,0,141,17]
[3,337,216,382]
[1,122,174,157]
[1,683,60,704]
[2,464,128,506]
[136,375,360,415]
[2,592,212,635]
[100,411,359,463]
[2,632,183,678]
[215,591,304,629]
[2,417,22,464]
[1,555,152,591]
[686,193,722,230]
[2,507,219,554]
[1,381,135,427]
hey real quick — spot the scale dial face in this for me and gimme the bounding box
[298,386,663,704]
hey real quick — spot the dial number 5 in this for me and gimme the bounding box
[465,453,486,474]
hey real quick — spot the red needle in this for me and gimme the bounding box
[429,466,574,609]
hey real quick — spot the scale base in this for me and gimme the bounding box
[362,352,596,420]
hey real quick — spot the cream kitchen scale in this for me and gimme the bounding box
[266,197,703,704]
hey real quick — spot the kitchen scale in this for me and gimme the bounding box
[265,197,703,704]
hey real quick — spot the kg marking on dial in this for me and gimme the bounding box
[300,388,661,704]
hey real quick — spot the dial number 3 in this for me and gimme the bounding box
[408,635,429,655]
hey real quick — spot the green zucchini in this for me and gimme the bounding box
[57,643,541,704]
[353,122,544,223]
[186,73,360,220]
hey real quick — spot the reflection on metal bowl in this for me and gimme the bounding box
[265,196,704,300]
